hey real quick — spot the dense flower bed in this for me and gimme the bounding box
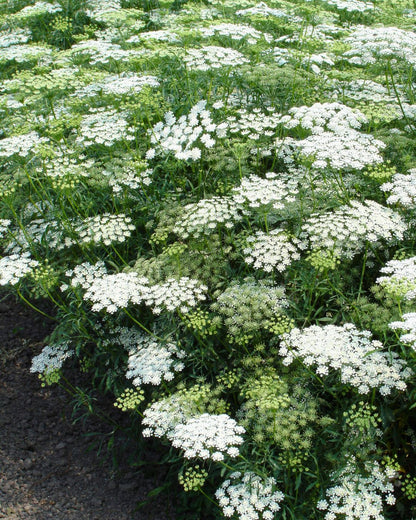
[1,0,416,518]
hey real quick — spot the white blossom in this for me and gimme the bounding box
[376,257,416,300]
[279,323,412,395]
[243,229,301,272]
[319,459,396,520]
[389,313,416,350]
[30,342,73,375]
[381,169,416,208]
[299,200,406,259]
[232,172,298,210]
[126,334,185,386]
[147,101,219,161]
[184,46,249,71]
[76,108,134,148]
[0,131,49,158]
[173,196,245,239]
[75,213,135,246]
[171,413,245,460]
[216,472,284,520]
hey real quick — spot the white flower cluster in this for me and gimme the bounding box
[331,79,395,103]
[171,413,245,460]
[128,30,179,43]
[72,266,206,314]
[278,102,385,170]
[68,40,142,65]
[0,131,49,158]
[147,277,207,314]
[0,219,11,239]
[236,2,302,22]
[147,101,217,161]
[15,1,62,17]
[279,323,411,395]
[232,172,298,210]
[343,26,416,67]
[243,230,301,273]
[376,257,416,300]
[381,169,416,208]
[61,261,107,291]
[198,23,272,45]
[286,130,385,170]
[324,0,375,13]
[299,200,406,259]
[85,0,121,21]
[0,28,30,48]
[73,73,159,98]
[0,253,39,286]
[38,150,94,180]
[184,46,249,71]
[302,52,335,74]
[126,334,185,386]
[281,102,367,133]
[5,219,73,254]
[0,44,52,64]
[83,272,151,313]
[30,342,73,375]
[389,313,416,350]
[317,460,396,520]
[76,108,134,148]
[216,471,284,520]
[142,394,196,439]
[224,108,282,141]
[105,166,153,194]
[75,213,135,246]
[173,196,245,238]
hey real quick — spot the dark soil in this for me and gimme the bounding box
[0,293,177,520]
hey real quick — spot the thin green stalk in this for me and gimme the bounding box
[17,288,56,321]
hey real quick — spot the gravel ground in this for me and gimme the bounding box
[0,294,177,520]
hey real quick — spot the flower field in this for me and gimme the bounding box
[2,0,416,517]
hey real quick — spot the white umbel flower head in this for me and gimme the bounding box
[216,471,284,520]
[381,169,416,208]
[376,257,416,300]
[171,413,245,460]
[279,323,412,395]
[243,229,301,273]
[0,253,39,286]
[126,334,185,386]
[389,313,416,350]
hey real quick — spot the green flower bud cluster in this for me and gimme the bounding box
[30,262,58,298]
[176,382,229,415]
[365,161,396,183]
[343,401,381,442]
[162,242,188,257]
[242,372,289,411]
[216,369,242,389]
[277,449,310,473]
[39,369,61,387]
[357,102,400,125]
[50,15,73,34]
[379,278,416,300]
[240,372,321,455]
[114,388,145,412]
[306,249,340,272]
[403,475,416,500]
[50,175,79,190]
[178,465,208,492]
[183,308,219,338]
[212,278,287,342]
[266,312,295,336]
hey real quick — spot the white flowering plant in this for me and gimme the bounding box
[2,0,416,518]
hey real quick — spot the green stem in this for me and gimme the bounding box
[17,288,56,321]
